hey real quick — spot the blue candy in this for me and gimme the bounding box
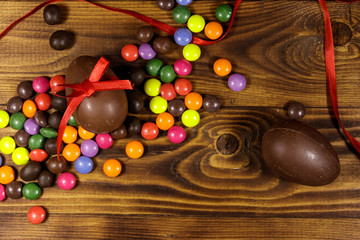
[176,0,193,5]
[75,156,94,174]
[174,28,192,46]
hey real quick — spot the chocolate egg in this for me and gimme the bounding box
[261,119,340,186]
[66,56,128,133]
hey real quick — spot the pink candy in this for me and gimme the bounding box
[174,59,192,76]
[57,172,76,190]
[32,76,50,93]
[0,184,5,201]
[95,133,113,149]
[168,126,186,144]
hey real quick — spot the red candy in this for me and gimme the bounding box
[160,83,177,101]
[174,78,192,96]
[27,206,46,224]
[50,75,65,93]
[29,149,48,162]
[121,44,139,62]
[35,93,51,111]
[141,122,159,140]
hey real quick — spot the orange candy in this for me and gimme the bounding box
[185,92,203,110]
[205,22,223,40]
[103,159,122,177]
[62,126,77,143]
[213,58,232,76]
[125,141,144,159]
[62,143,80,161]
[0,165,15,185]
[156,112,175,130]
[78,126,95,140]
[22,100,37,118]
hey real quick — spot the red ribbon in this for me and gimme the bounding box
[52,57,133,159]
[1,0,360,153]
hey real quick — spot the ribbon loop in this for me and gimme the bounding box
[80,79,96,98]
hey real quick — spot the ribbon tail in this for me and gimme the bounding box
[89,57,110,83]
[56,96,85,160]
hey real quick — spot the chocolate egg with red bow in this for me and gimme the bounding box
[65,56,128,133]
[262,119,340,186]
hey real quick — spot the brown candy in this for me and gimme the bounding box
[261,119,340,186]
[5,181,23,199]
[43,4,62,25]
[125,117,141,137]
[46,156,67,174]
[168,99,186,117]
[50,30,74,51]
[17,81,34,99]
[38,170,54,188]
[66,56,128,133]
[51,91,67,112]
[20,161,42,181]
[14,129,31,147]
[126,90,144,114]
[48,111,63,129]
[157,0,175,11]
[45,138,64,156]
[34,111,49,128]
[286,101,306,120]
[136,26,155,43]
[129,67,146,86]
[111,125,127,140]
[153,36,171,54]
[7,96,23,113]
[203,95,221,113]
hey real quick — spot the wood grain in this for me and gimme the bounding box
[1,0,360,239]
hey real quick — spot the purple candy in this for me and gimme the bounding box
[24,118,40,135]
[168,126,186,144]
[139,43,156,60]
[228,73,246,92]
[174,59,192,76]
[33,76,50,93]
[80,139,99,158]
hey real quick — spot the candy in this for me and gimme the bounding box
[181,109,200,127]
[95,133,113,150]
[10,112,26,130]
[29,149,48,162]
[27,206,46,224]
[0,110,9,128]
[7,96,23,114]
[185,92,203,110]
[0,184,5,201]
[127,91,145,114]
[144,78,161,96]
[67,115,78,126]
[172,5,191,24]
[75,156,94,174]
[174,28,192,46]
[48,111,62,129]
[0,156,2,166]
[22,99,37,118]
[46,156,67,174]
[213,58,232,76]
[139,43,156,60]
[17,81,34,99]
[14,129,30,147]
[51,91,68,112]
[160,83,177,101]
[121,44,139,62]
[50,75,65,93]
[205,22,223,40]
[183,44,201,61]
[38,170,54,188]
[150,96,168,114]
[146,58,163,76]
[129,67,146,86]
[0,166,15,185]
[111,125,127,140]
[62,125,77,144]
[286,101,306,119]
[168,98,186,117]
[157,0,175,10]
[203,95,221,113]
[168,126,186,143]
[153,36,171,54]
[45,137,63,156]
[216,4,233,22]
[24,118,40,135]
[34,111,49,127]
[12,147,30,165]
[40,127,58,138]
[62,143,80,161]
[159,65,177,83]
[136,26,155,43]
[32,76,50,93]
[78,126,95,140]
[5,181,22,199]
[174,78,192,95]
[103,159,122,177]
[34,93,51,111]
[20,161,42,181]
[174,59,192,76]
[156,112,174,130]
[125,141,144,159]
[0,136,16,155]
[43,4,61,25]
[228,73,246,92]
[176,0,192,6]
[80,140,99,157]
[28,134,46,150]
[141,122,159,140]
[50,30,73,51]
[187,15,205,33]
[125,117,142,137]
[57,172,76,190]
[22,182,41,200]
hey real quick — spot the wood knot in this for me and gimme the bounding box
[332,22,352,46]
[216,134,239,155]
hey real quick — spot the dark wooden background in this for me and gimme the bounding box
[1,0,360,239]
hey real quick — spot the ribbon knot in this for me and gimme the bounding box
[80,79,96,98]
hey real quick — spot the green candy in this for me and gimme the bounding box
[22,182,42,200]
[159,65,176,83]
[10,112,26,130]
[215,4,232,22]
[40,127,58,138]
[28,134,45,150]
[67,115,78,127]
[173,5,191,24]
[146,59,163,76]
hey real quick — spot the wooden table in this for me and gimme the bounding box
[1,0,360,239]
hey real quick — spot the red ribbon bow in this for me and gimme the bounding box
[52,57,133,159]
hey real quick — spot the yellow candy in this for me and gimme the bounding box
[187,15,205,33]
[12,147,30,165]
[0,136,16,155]
[183,44,201,61]
[0,110,9,128]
